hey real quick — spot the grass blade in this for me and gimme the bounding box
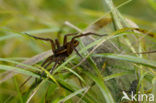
[0,65,40,78]
[103,72,131,81]
[58,87,88,103]
[0,35,20,41]
[37,65,59,86]
[85,72,115,103]
[94,53,156,68]
[0,50,52,83]
[14,77,23,103]
[0,58,39,71]
[64,66,85,83]
[26,79,48,103]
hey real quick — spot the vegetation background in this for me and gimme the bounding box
[0,0,156,103]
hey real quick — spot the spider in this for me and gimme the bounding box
[25,32,105,77]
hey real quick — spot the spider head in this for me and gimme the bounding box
[73,40,79,47]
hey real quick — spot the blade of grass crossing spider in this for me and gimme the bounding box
[93,53,156,68]
[37,65,59,86]
[85,71,115,103]
[0,65,40,78]
[58,87,88,103]
[53,55,76,74]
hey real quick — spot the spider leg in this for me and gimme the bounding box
[40,55,54,79]
[20,76,32,88]
[40,60,54,80]
[20,56,53,88]
[41,56,53,67]
[38,56,53,80]
[63,33,78,45]
[49,61,59,74]
[72,32,107,41]
[73,48,83,59]
[25,33,56,53]
[55,39,60,48]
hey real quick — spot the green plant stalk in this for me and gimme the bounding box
[14,77,23,103]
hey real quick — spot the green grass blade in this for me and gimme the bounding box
[85,72,115,103]
[14,77,23,103]
[103,72,131,81]
[64,66,85,83]
[0,35,20,41]
[37,65,59,86]
[0,58,40,71]
[58,87,88,103]
[147,0,156,10]
[57,79,96,103]
[0,65,40,78]
[2,57,28,61]
[26,79,48,103]
[23,28,59,34]
[152,77,156,99]
[94,53,156,68]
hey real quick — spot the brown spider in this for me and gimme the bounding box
[25,32,105,77]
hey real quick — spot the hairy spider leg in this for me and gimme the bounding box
[20,76,32,88]
[49,61,59,74]
[55,39,60,48]
[25,33,56,53]
[40,59,54,80]
[39,56,53,80]
[41,56,53,67]
[68,32,106,58]
[73,48,83,59]
[20,56,53,88]
[70,32,106,49]
[63,33,78,45]
[72,32,106,41]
